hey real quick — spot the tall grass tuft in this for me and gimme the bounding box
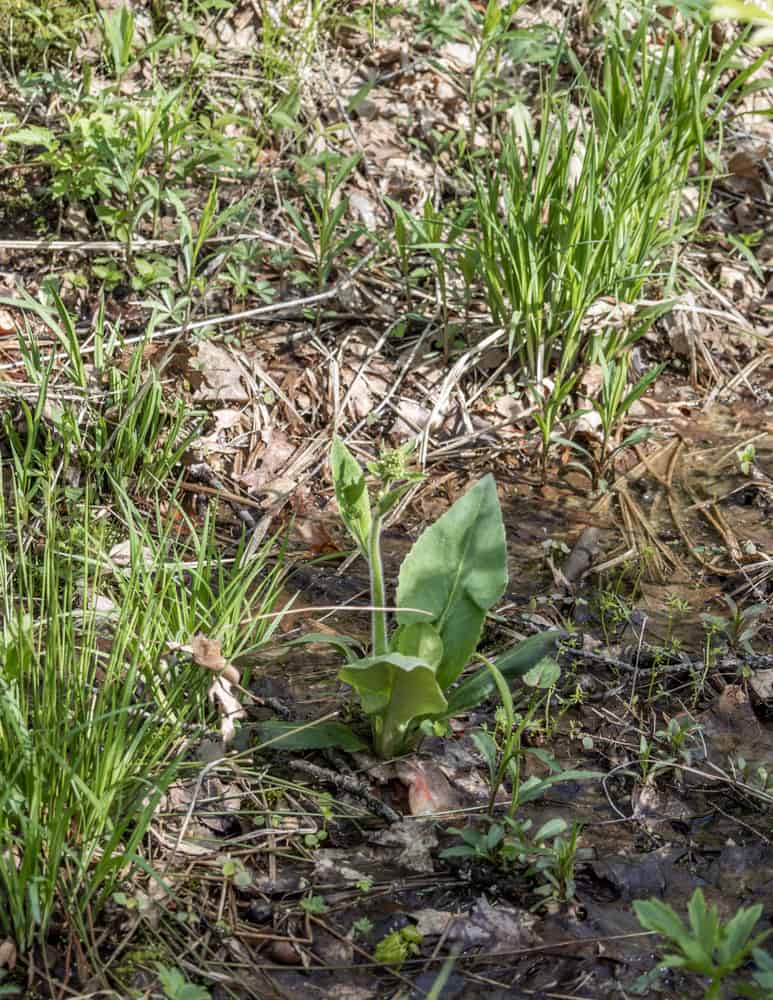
[474,15,765,383]
[0,376,286,951]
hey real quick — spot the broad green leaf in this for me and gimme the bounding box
[486,823,505,852]
[522,656,561,688]
[719,903,763,964]
[340,652,446,718]
[378,661,447,755]
[396,475,507,689]
[390,622,443,669]
[534,818,568,841]
[687,890,719,961]
[330,437,371,555]
[751,947,773,990]
[446,631,564,715]
[254,720,367,751]
[5,126,57,149]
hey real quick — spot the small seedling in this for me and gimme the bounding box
[468,655,598,818]
[300,895,328,915]
[701,595,768,656]
[374,925,422,967]
[155,964,211,1000]
[634,889,771,1000]
[352,916,374,938]
[555,354,664,491]
[284,151,361,331]
[736,442,757,475]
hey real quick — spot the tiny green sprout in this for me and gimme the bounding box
[300,895,327,914]
[356,877,374,893]
[303,830,328,848]
[220,857,237,878]
[352,916,374,938]
[318,792,334,823]
[155,964,211,1000]
[374,925,423,967]
[419,717,450,738]
[219,857,252,888]
[736,443,757,475]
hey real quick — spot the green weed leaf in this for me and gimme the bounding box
[446,631,565,715]
[522,656,561,688]
[340,652,447,756]
[340,652,446,716]
[254,720,367,752]
[634,898,688,941]
[5,126,57,150]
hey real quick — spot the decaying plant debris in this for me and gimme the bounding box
[0,1,772,997]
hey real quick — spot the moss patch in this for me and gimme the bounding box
[0,0,91,66]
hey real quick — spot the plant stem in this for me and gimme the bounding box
[368,512,388,657]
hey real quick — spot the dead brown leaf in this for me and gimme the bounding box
[728,147,769,198]
[192,341,250,403]
[396,760,459,815]
[188,634,240,685]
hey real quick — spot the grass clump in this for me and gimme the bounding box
[474,15,757,384]
[0,330,288,951]
[0,466,286,951]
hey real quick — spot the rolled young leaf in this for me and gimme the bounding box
[396,474,507,690]
[330,437,371,556]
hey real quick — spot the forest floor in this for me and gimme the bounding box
[0,1,771,998]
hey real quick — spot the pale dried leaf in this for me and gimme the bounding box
[0,940,16,970]
[396,761,459,815]
[109,539,155,570]
[440,41,477,70]
[0,309,15,335]
[208,676,245,743]
[189,635,240,685]
[193,341,250,403]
